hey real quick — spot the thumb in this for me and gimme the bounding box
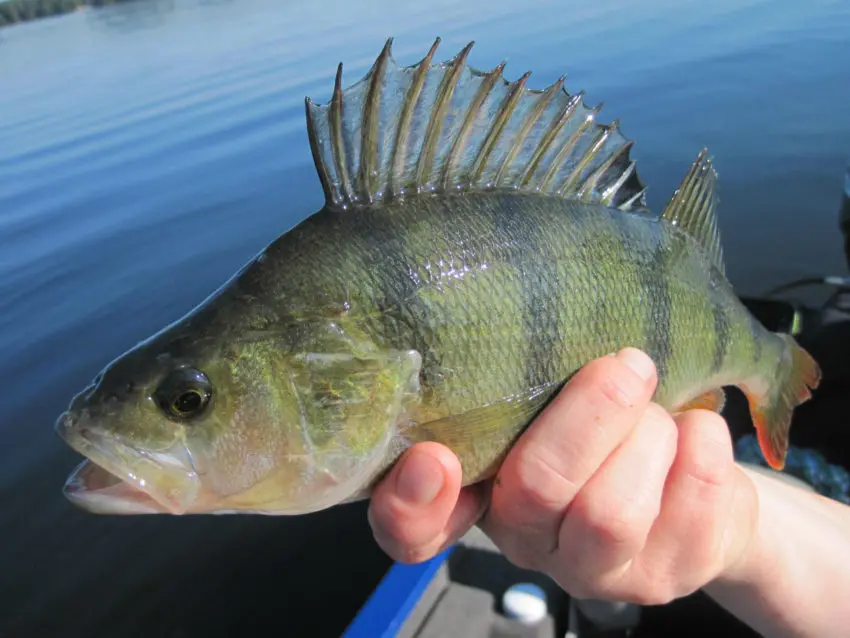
[367,442,486,563]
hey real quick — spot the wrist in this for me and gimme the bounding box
[712,464,763,586]
[702,466,800,636]
[704,464,850,638]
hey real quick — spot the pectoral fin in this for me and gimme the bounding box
[405,384,559,485]
[289,348,423,454]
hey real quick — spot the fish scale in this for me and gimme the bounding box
[332,194,705,417]
[55,38,820,516]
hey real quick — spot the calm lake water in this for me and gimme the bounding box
[1,0,849,636]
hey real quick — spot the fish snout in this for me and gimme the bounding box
[55,407,85,442]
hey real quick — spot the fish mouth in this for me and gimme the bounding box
[63,459,170,515]
[56,411,200,515]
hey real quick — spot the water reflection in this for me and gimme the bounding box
[86,0,177,32]
[1,0,849,636]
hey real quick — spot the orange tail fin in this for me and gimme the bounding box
[745,334,821,470]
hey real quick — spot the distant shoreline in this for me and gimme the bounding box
[0,0,134,29]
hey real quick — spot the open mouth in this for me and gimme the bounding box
[56,411,200,515]
[63,459,170,514]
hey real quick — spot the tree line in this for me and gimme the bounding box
[0,0,137,27]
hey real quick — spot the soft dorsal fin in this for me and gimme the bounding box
[660,148,725,274]
[305,38,648,212]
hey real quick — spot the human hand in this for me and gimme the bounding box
[367,348,760,604]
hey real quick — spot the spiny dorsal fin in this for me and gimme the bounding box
[661,148,725,274]
[305,38,647,212]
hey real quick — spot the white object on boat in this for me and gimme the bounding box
[502,582,548,625]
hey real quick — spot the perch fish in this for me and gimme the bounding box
[56,38,821,515]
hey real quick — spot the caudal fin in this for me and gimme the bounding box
[746,334,821,470]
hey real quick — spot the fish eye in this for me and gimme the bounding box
[155,368,212,421]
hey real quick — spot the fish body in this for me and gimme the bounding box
[56,39,820,516]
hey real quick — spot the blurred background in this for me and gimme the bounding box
[1,0,848,636]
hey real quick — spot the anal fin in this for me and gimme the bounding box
[675,388,726,414]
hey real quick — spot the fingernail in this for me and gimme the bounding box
[396,451,445,505]
[616,348,656,382]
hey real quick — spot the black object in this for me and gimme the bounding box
[840,162,850,270]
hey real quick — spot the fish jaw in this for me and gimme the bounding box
[63,460,170,514]
[55,410,200,515]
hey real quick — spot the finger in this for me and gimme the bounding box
[556,403,678,596]
[481,348,657,567]
[630,409,737,601]
[367,442,486,563]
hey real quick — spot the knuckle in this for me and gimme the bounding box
[646,403,680,452]
[509,445,578,513]
[483,520,544,571]
[573,493,644,551]
[481,507,559,574]
[501,542,540,571]
[645,402,676,431]
[552,565,627,602]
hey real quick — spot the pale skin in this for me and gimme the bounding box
[367,348,850,638]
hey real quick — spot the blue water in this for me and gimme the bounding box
[1,0,849,636]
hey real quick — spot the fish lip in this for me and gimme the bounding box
[55,410,199,515]
[63,460,167,515]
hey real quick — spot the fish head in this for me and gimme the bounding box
[56,338,220,515]
[57,319,423,516]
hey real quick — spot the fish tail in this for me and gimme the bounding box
[744,333,821,470]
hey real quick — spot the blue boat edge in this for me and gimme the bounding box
[343,546,455,638]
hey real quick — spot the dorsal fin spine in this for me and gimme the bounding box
[540,105,600,192]
[580,139,633,201]
[599,157,636,205]
[358,39,393,204]
[306,39,648,211]
[493,75,564,185]
[660,148,725,273]
[415,42,473,189]
[470,71,531,186]
[441,62,507,190]
[669,152,700,219]
[388,38,440,196]
[693,179,709,233]
[558,118,616,196]
[618,187,646,211]
[306,100,334,204]
[329,64,352,203]
[519,91,584,188]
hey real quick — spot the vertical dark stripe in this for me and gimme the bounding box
[747,311,763,365]
[606,210,669,377]
[640,224,673,383]
[525,210,561,391]
[353,200,441,387]
[490,195,559,391]
[709,272,730,375]
[604,211,633,354]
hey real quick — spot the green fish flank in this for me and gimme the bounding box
[55,38,821,516]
